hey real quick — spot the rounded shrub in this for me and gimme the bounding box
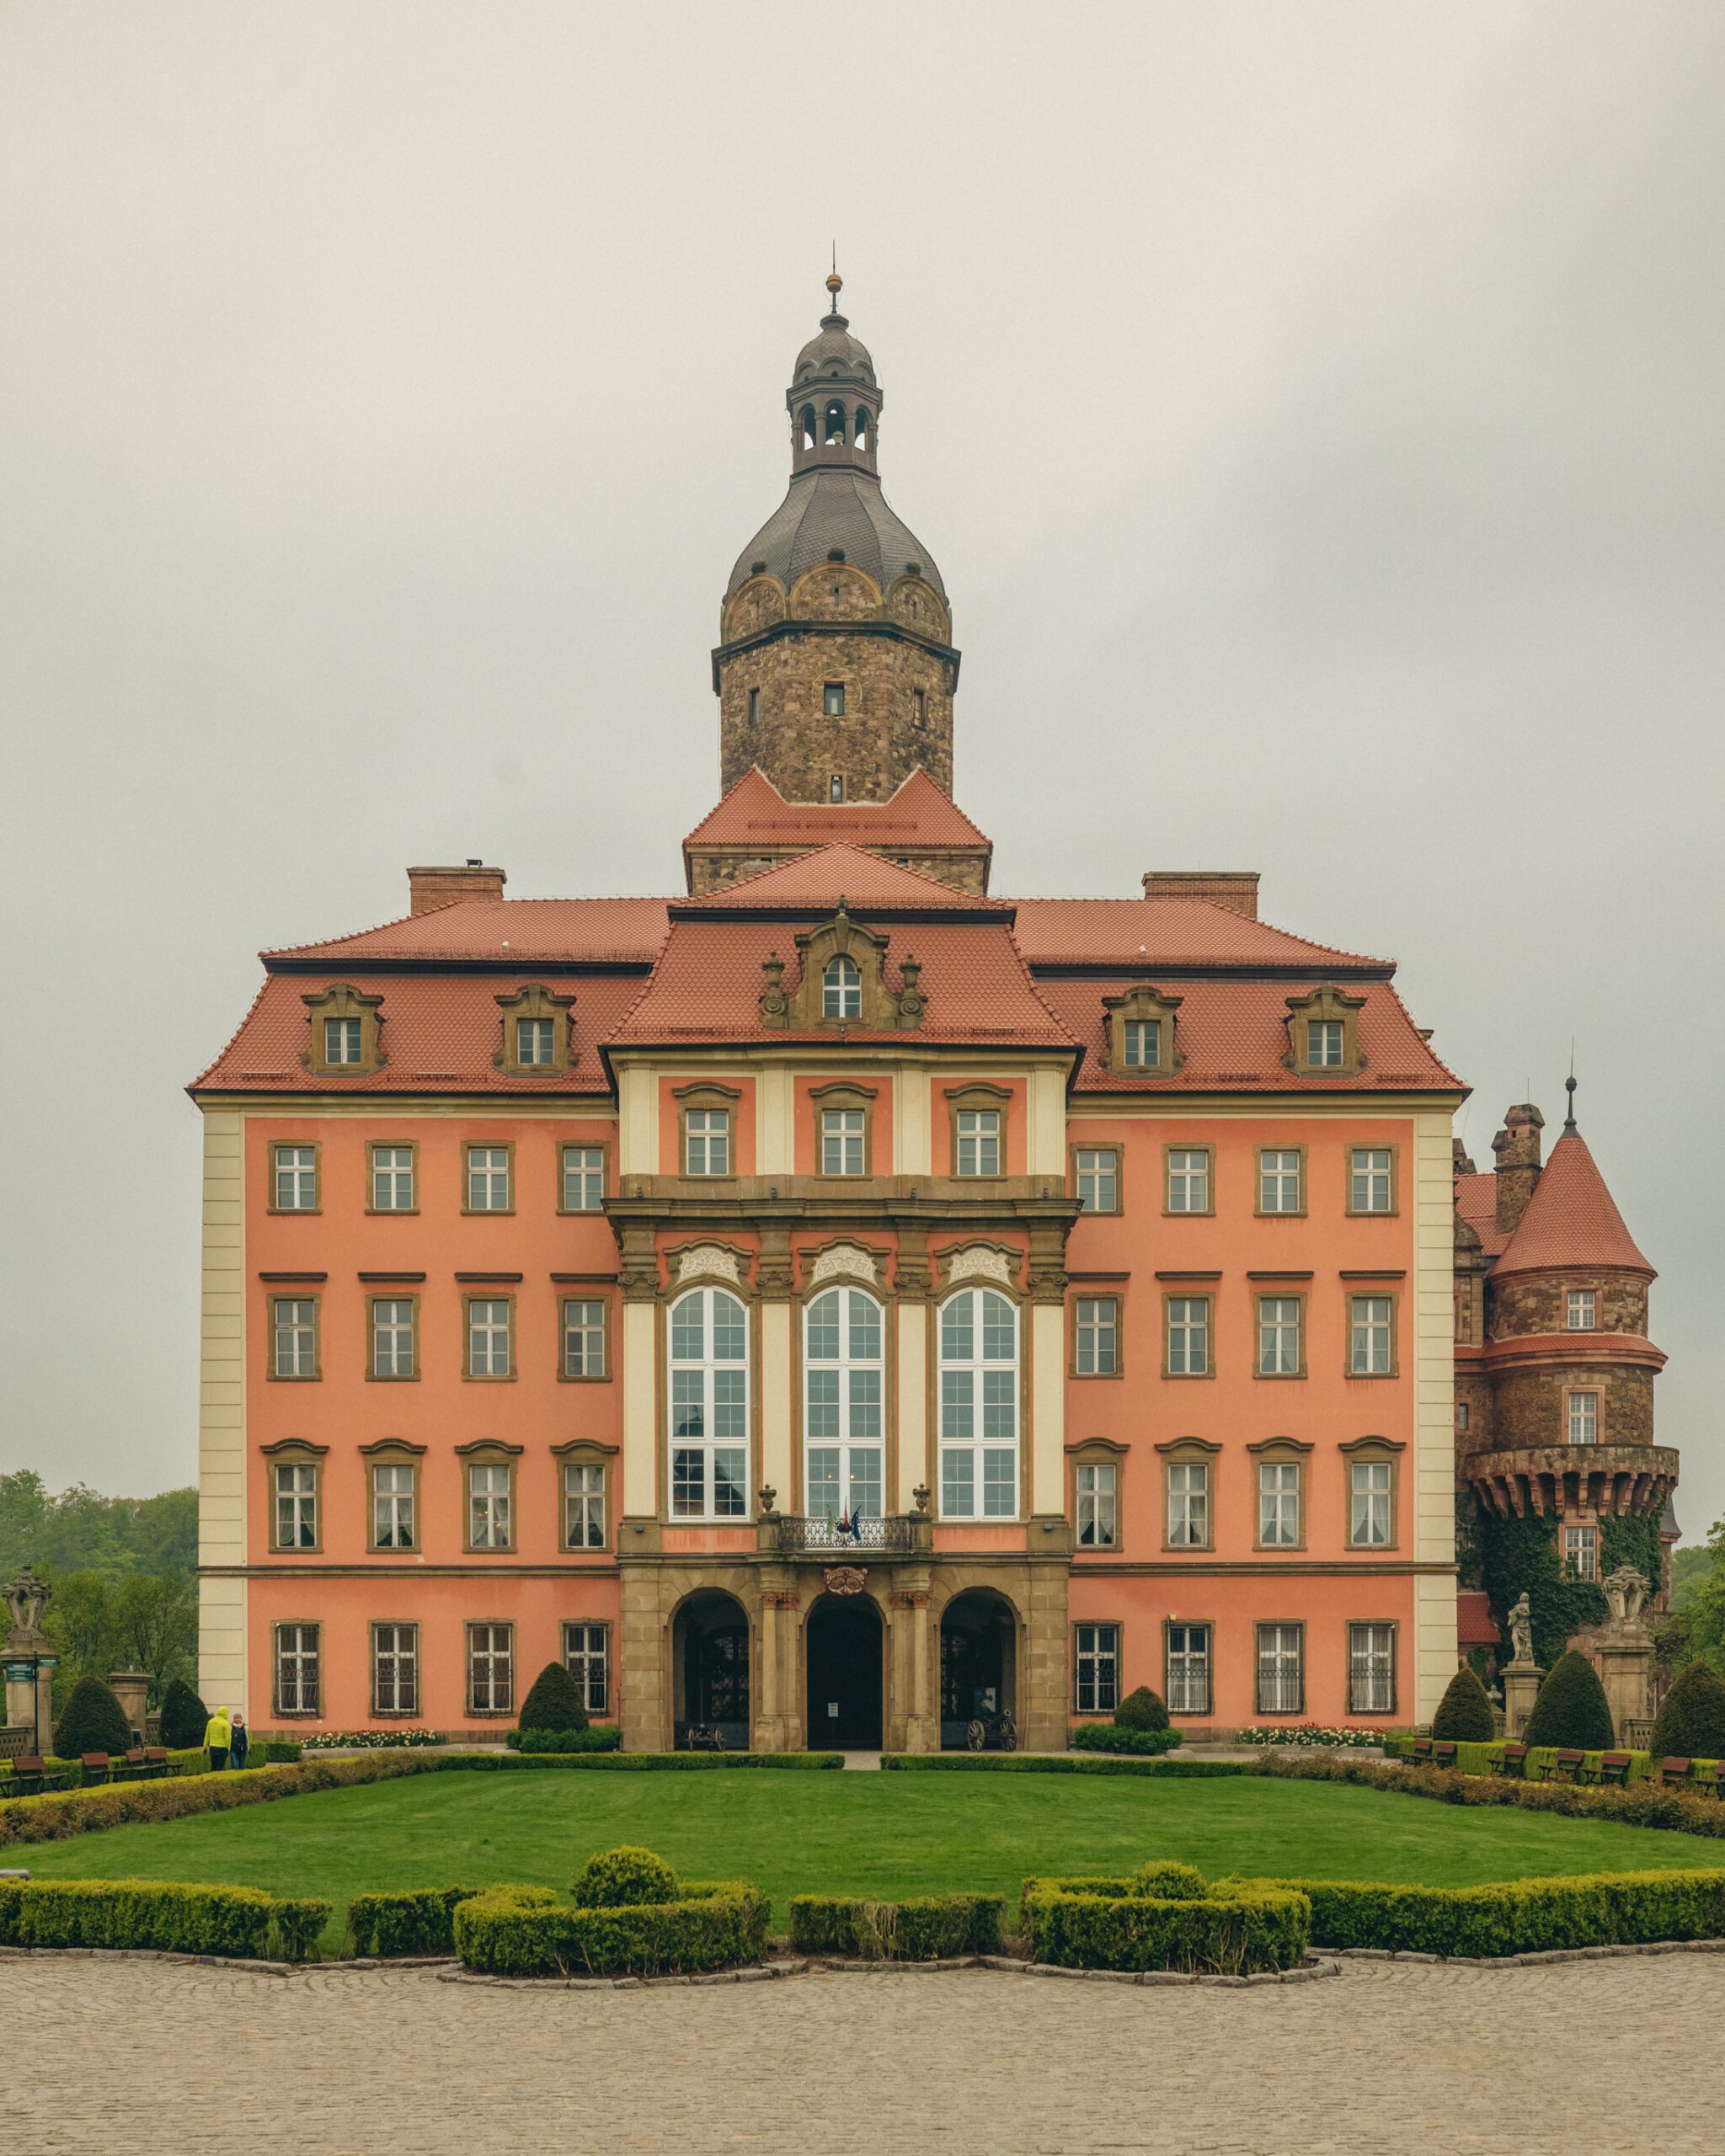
[1114,1686,1170,1733]
[1522,1649,1616,1752]
[1130,1860,1206,1900]
[158,1677,208,1751]
[1650,1658,1725,1762]
[569,1845,678,1908]
[516,1660,589,1736]
[53,1675,134,1757]
[1430,1664,1497,1743]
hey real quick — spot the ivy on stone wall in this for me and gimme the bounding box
[1473,1509,1665,1673]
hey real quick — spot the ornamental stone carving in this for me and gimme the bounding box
[823,1566,868,1597]
[3,1566,51,1639]
[808,1244,879,1289]
[1603,1565,1651,1630]
[676,1244,745,1286]
[944,1246,1015,1290]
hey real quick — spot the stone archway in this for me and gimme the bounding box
[804,1591,884,1749]
[671,1589,750,1750]
[939,1588,1018,1749]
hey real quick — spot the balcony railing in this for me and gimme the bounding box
[772,1513,925,1558]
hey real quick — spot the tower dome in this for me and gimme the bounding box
[714,275,959,805]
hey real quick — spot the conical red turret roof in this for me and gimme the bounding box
[1493,1130,1653,1279]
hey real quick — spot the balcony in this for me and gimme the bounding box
[1465,1445,1680,1520]
[769,1513,932,1561]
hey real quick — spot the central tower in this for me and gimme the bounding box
[713,275,960,804]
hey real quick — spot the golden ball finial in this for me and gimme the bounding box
[825,271,843,297]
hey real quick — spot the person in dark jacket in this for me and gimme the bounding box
[229,1714,249,1769]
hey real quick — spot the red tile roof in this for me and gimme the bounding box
[1455,1590,1499,1648]
[1011,898,1387,970]
[1454,1171,1510,1257]
[683,766,991,851]
[677,843,1006,912]
[263,897,671,965]
[1493,1132,1654,1279]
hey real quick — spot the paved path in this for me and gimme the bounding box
[13,1954,1721,2153]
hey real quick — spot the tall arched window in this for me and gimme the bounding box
[854,407,871,451]
[799,404,818,450]
[822,954,861,1018]
[824,399,846,446]
[668,1287,750,1520]
[938,1289,1018,1519]
[803,1287,884,1527]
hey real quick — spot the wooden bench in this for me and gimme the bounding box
[1596,1752,1634,1787]
[1692,1762,1724,1798]
[79,1753,119,1787]
[1410,1737,1434,1764]
[1432,1740,1458,1769]
[137,1748,174,1780]
[1549,1748,1588,1783]
[1493,1742,1529,1778]
[8,1755,71,1796]
[1658,1756,1694,1789]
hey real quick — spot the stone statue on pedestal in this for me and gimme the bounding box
[3,1566,51,1641]
[1507,1591,1535,1667]
[1602,1565,1651,1632]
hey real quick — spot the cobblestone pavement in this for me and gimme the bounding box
[14,1955,1722,2154]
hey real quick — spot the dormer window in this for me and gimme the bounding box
[823,954,861,1019]
[1101,985,1182,1075]
[824,683,846,717]
[301,982,385,1076]
[493,983,575,1075]
[1122,1019,1160,1068]
[515,1017,554,1066]
[1284,985,1367,1077]
[1308,1021,1343,1067]
[325,1018,362,1065]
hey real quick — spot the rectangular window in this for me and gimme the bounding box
[273,1462,318,1550]
[1456,1401,1471,1434]
[1074,1147,1118,1214]
[563,1461,606,1550]
[323,1017,362,1066]
[670,1444,749,1520]
[1567,1390,1599,1444]
[1074,1296,1119,1376]
[371,1463,415,1550]
[1348,1623,1396,1715]
[467,1298,512,1377]
[1075,1461,1117,1548]
[1166,1460,1210,1547]
[684,1108,731,1177]
[1256,1623,1304,1715]
[371,1298,416,1380]
[1258,1149,1301,1214]
[515,1017,555,1066]
[1567,1289,1597,1331]
[274,1623,320,1715]
[467,1623,514,1714]
[747,686,761,723]
[1166,1148,1210,1214]
[1349,1147,1393,1213]
[561,1145,605,1211]
[272,1145,317,1210]
[1258,1461,1300,1547]
[1307,1020,1343,1068]
[561,1298,606,1379]
[1349,1294,1394,1375]
[1166,1623,1211,1716]
[823,681,845,716]
[467,1463,512,1550]
[1566,1525,1599,1581]
[820,1107,866,1176]
[1166,1296,1210,1376]
[1349,1460,1393,1547]
[563,1622,610,1716]
[1257,1296,1301,1376]
[370,1145,414,1211]
[1074,1623,1120,1715]
[466,1145,511,1211]
[373,1623,419,1716]
[1122,1019,1160,1068]
[955,1108,1001,1177]
[272,1298,318,1380]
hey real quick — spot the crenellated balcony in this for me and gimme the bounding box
[1465,1444,1680,1521]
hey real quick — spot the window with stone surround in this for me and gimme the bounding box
[954,1107,1001,1177]
[669,1286,750,1521]
[465,1297,513,1379]
[271,1297,318,1380]
[272,1459,319,1550]
[561,1298,607,1380]
[804,1286,884,1523]
[1256,1623,1304,1715]
[370,1297,417,1380]
[1073,1146,1119,1214]
[1165,1147,1211,1214]
[1348,1294,1397,1376]
[563,1461,606,1550]
[1567,1289,1598,1331]
[1258,1460,1301,1548]
[1258,1148,1303,1214]
[938,1288,1018,1520]
[1566,1524,1599,1582]
[372,1623,419,1716]
[1283,985,1366,1078]
[467,1460,514,1550]
[1164,1457,1211,1549]
[1166,1623,1211,1715]
[1347,1451,1397,1549]
[1567,1390,1599,1444]
[273,1623,320,1716]
[683,1107,732,1177]
[822,954,862,1019]
[563,1622,610,1716]
[371,1460,416,1550]
[1164,1295,1211,1376]
[1074,1296,1119,1376]
[824,682,846,716]
[1073,1623,1120,1715]
[1349,1147,1396,1214]
[467,1623,514,1715]
[820,1107,865,1175]
[370,1145,415,1212]
[1075,1460,1118,1548]
[301,983,384,1076]
[272,1145,318,1211]
[1257,1296,1303,1377]
[1348,1623,1397,1715]
[465,1145,512,1212]
[561,1145,606,1211]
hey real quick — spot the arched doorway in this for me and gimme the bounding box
[672,1590,750,1750]
[805,1593,884,1749]
[940,1589,1017,1749]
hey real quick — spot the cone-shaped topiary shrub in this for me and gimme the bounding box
[1650,1658,1725,1762]
[516,1660,589,1736]
[1114,1686,1170,1732]
[1522,1649,1616,1752]
[569,1846,678,1908]
[1430,1664,1497,1742]
[53,1674,134,1757]
[158,1677,208,1751]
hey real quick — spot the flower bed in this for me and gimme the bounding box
[1241,1723,1386,1750]
[453,1879,768,1977]
[0,1876,328,1961]
[303,1729,446,1751]
[787,1892,1005,1959]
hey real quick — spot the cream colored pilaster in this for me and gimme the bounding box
[760,1300,793,1503]
[617,1065,658,1177]
[895,1065,932,1177]
[895,1302,928,1510]
[756,1066,794,1177]
[1411,1107,1459,1719]
[197,1108,248,1716]
[1028,1300,1065,1514]
[1026,1066,1066,1178]
[622,1301,658,1515]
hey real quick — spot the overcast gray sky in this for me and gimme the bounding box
[3,3,1721,1531]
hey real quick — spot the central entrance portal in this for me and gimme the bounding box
[805,1593,884,1749]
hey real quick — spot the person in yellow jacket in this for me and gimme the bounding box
[203,1705,232,1773]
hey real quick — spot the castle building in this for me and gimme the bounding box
[195,279,1576,1745]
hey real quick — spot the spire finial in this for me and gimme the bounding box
[1563,1039,1578,1132]
[825,249,843,320]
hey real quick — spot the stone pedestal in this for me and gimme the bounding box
[1598,1639,1654,1745]
[109,1670,150,1742]
[1502,1660,1542,1739]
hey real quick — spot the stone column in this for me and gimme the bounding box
[109,1671,150,1743]
[890,1584,934,1752]
[1501,1661,1541,1739]
[1598,1641,1654,1745]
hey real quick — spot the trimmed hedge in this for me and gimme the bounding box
[1069,1725,1183,1757]
[787,1892,1005,1960]
[882,1753,1245,1778]
[53,1676,135,1758]
[1256,1751,1725,1836]
[1652,1660,1725,1764]
[571,1846,678,1908]
[270,1897,333,1962]
[1429,1666,1496,1743]
[0,1876,275,1957]
[1523,1650,1616,1752]
[515,1660,589,1736]
[453,1880,769,1977]
[1022,1875,1310,1974]
[158,1677,208,1750]
[505,1726,622,1754]
[1245,1868,1725,1956]
[348,1886,478,1956]
[1114,1687,1170,1733]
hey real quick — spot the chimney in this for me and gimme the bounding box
[1452,1139,1477,1176]
[1141,870,1259,921]
[1491,1103,1545,1235]
[407,860,507,915]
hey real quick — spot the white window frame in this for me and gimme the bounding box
[1256,1623,1304,1715]
[954,1108,1001,1177]
[467,1623,514,1714]
[668,1286,750,1521]
[1349,1459,1392,1548]
[467,1462,512,1550]
[938,1288,1019,1520]
[683,1107,731,1177]
[1566,1524,1599,1581]
[1166,1148,1210,1213]
[803,1286,884,1523]
[1567,1390,1599,1445]
[1075,1461,1117,1549]
[820,1106,865,1175]
[1074,1296,1118,1375]
[563,1621,610,1715]
[1074,1146,1117,1213]
[274,1462,318,1550]
[823,680,845,716]
[1122,1019,1160,1069]
[371,1298,415,1380]
[371,1145,414,1211]
[275,1623,320,1715]
[1567,1289,1597,1331]
[562,1299,606,1379]
[373,1622,419,1716]
[563,1460,606,1550]
[467,1299,511,1377]
[1348,1622,1395,1715]
[561,1145,605,1211]
[822,955,862,1019]
[466,1145,511,1210]
[1166,1622,1211,1715]
[272,1298,317,1379]
[273,1145,317,1210]
[1166,1296,1210,1375]
[1258,1460,1300,1547]
[1074,1623,1120,1715]
[1258,1149,1301,1213]
[1166,1460,1209,1547]
[1307,1019,1343,1069]
[1350,1147,1392,1213]
[1349,1295,1394,1375]
[515,1015,555,1066]
[1257,1297,1301,1375]
[371,1463,414,1550]
[323,1016,362,1066]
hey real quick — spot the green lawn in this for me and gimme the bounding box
[20,1770,1725,1951]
